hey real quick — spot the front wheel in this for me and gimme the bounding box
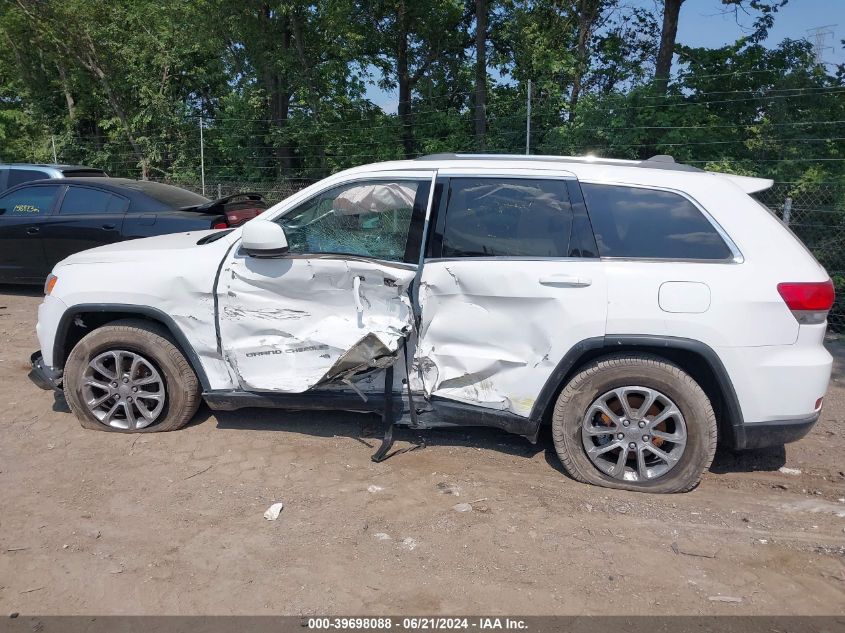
[64,319,201,433]
[551,354,717,493]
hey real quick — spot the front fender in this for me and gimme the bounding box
[49,303,213,391]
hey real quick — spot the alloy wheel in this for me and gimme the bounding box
[581,386,688,482]
[81,350,166,430]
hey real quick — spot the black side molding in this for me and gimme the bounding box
[204,389,387,414]
[416,396,538,440]
[528,334,746,447]
[204,390,541,442]
[603,335,745,447]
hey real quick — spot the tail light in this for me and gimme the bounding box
[212,220,228,230]
[777,280,835,324]
[225,207,265,227]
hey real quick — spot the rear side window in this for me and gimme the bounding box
[123,181,208,208]
[59,186,126,215]
[441,178,574,258]
[0,185,60,216]
[580,183,733,260]
[7,169,50,188]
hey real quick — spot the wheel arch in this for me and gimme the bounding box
[529,335,744,449]
[53,304,211,391]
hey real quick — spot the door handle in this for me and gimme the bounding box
[102,223,116,230]
[353,275,364,312]
[539,274,592,287]
[26,227,39,235]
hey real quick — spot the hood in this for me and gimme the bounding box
[56,229,233,267]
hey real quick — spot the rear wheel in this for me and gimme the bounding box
[551,354,717,493]
[64,320,200,433]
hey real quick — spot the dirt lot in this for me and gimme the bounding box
[0,286,843,616]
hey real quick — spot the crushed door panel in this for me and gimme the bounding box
[412,259,607,417]
[218,253,416,392]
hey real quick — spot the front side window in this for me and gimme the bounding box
[59,187,126,215]
[277,179,428,262]
[441,178,575,258]
[580,183,733,260]
[0,185,60,217]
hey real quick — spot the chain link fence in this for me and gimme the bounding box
[165,177,845,333]
[169,179,314,204]
[757,183,845,333]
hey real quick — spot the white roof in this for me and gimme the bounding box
[333,154,774,194]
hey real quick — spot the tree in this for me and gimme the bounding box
[1,0,840,191]
[654,0,684,92]
[568,0,605,122]
[474,0,488,149]
[359,0,467,158]
[3,0,229,178]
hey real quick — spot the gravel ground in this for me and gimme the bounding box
[0,286,843,615]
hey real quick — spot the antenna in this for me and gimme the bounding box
[806,24,836,64]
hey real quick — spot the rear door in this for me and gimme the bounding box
[0,184,61,282]
[40,185,128,268]
[218,171,434,392]
[412,171,607,418]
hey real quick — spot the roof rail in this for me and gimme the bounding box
[414,153,703,173]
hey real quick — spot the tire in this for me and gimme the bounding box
[551,354,717,493]
[64,319,200,433]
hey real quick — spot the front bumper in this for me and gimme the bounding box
[29,351,63,392]
[732,412,820,450]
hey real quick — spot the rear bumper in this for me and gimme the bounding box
[716,330,832,426]
[732,412,820,450]
[29,351,63,392]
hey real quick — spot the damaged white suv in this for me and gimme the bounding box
[30,154,834,493]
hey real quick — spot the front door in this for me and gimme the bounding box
[218,172,434,392]
[412,174,608,418]
[0,184,61,283]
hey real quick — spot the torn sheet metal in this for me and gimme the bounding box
[412,260,607,417]
[218,252,416,392]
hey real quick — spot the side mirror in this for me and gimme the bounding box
[241,219,289,258]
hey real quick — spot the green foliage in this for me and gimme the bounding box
[0,0,842,187]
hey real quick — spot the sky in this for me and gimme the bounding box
[364,0,844,112]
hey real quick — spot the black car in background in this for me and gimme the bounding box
[0,178,266,284]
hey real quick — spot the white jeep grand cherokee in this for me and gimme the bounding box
[29,154,835,493]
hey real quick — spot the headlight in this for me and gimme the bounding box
[44,274,58,295]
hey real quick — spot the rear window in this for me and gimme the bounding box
[122,181,208,208]
[580,183,733,260]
